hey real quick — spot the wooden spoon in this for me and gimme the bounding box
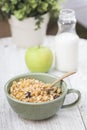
[50,71,76,88]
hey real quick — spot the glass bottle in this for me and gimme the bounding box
[55,9,79,72]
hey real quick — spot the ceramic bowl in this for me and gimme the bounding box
[4,73,81,120]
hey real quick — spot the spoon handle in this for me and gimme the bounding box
[50,71,76,87]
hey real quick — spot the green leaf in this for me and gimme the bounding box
[0,0,61,29]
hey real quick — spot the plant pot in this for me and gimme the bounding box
[9,13,49,48]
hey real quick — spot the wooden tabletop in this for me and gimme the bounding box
[0,37,87,130]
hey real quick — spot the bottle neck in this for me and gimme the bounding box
[58,20,76,34]
[58,9,76,34]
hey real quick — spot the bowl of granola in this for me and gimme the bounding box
[4,73,81,120]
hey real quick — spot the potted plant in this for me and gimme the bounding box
[0,0,60,48]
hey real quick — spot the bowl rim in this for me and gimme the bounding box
[4,73,68,105]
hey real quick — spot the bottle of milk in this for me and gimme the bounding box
[55,9,79,72]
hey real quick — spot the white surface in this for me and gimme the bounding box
[0,37,87,130]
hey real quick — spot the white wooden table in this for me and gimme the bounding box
[0,37,87,130]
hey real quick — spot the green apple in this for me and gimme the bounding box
[25,46,53,72]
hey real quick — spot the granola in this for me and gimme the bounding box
[10,78,62,103]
